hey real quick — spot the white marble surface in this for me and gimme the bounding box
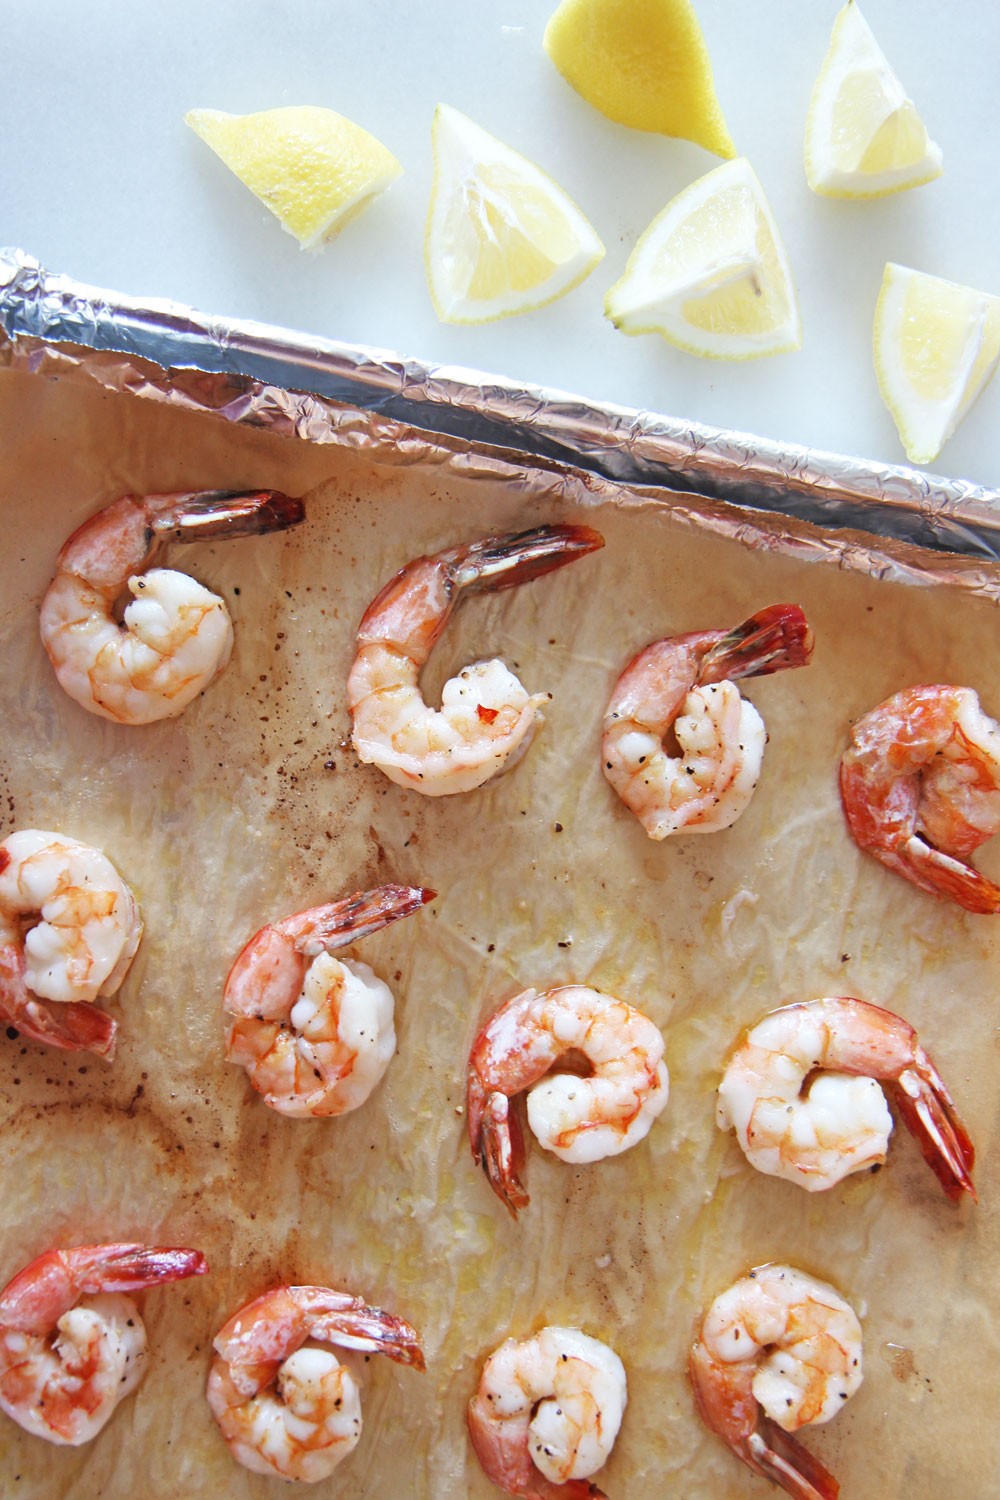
[5,0,1000,486]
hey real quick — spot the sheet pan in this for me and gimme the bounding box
[0,252,998,1499]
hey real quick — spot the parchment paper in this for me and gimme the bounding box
[0,366,997,1499]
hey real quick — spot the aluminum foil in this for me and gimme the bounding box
[3,244,1000,594]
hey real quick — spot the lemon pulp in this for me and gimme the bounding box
[804,2,942,198]
[604,158,800,360]
[425,104,604,324]
[873,263,1000,465]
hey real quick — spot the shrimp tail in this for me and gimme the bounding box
[700,604,814,685]
[744,1423,839,1500]
[69,1244,210,1292]
[0,946,117,1059]
[147,489,305,544]
[0,1244,208,1332]
[892,1056,977,1202]
[900,835,1000,914]
[1,994,117,1059]
[451,525,605,595]
[468,1088,530,1218]
[216,1286,424,1372]
[285,884,437,956]
[305,1298,427,1372]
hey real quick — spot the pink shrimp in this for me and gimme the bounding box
[602,604,814,838]
[39,488,304,723]
[0,1242,208,1445]
[690,1264,863,1500]
[348,524,604,795]
[468,1325,627,1500]
[467,985,668,1218]
[840,684,1000,912]
[0,829,143,1059]
[716,996,976,1200]
[223,883,435,1117]
[207,1283,424,1482]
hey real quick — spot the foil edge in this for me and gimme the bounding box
[2,246,999,596]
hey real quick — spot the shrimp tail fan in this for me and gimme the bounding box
[903,835,1000,914]
[894,1058,977,1202]
[746,1422,840,1500]
[703,603,814,683]
[27,998,116,1058]
[455,525,605,594]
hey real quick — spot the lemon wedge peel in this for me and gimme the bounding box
[604,157,801,361]
[804,1,942,199]
[184,105,403,251]
[873,263,1000,467]
[424,104,605,326]
[543,0,736,159]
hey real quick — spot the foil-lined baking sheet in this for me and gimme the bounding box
[2,245,1000,589]
[1,249,999,1500]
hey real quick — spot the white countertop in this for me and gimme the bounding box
[6,0,1000,488]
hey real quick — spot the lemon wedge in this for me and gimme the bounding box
[804,2,942,198]
[424,104,605,325]
[543,0,735,158]
[184,105,402,250]
[604,158,801,360]
[873,263,1000,466]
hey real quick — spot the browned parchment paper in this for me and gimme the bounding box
[0,365,998,1499]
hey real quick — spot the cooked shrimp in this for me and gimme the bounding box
[223,883,435,1117]
[0,1242,207,1446]
[467,985,668,1217]
[39,487,304,724]
[716,997,976,1200]
[840,684,1000,912]
[602,604,813,839]
[348,524,604,796]
[207,1283,424,1483]
[0,829,142,1059]
[690,1264,862,1500]
[468,1326,627,1500]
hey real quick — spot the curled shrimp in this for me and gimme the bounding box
[689,1264,863,1500]
[467,985,668,1218]
[39,487,304,724]
[347,524,604,796]
[223,883,435,1117]
[0,1241,208,1446]
[716,997,976,1200]
[206,1283,425,1483]
[0,828,142,1059]
[602,604,814,839]
[840,684,1000,912]
[468,1326,627,1500]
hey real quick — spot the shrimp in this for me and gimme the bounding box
[689,1264,863,1500]
[716,997,976,1200]
[839,684,1000,913]
[39,487,304,724]
[467,985,668,1217]
[223,883,435,1117]
[602,604,814,839]
[206,1283,424,1483]
[347,524,604,796]
[468,1326,627,1500]
[0,1241,208,1446]
[0,828,142,1059]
